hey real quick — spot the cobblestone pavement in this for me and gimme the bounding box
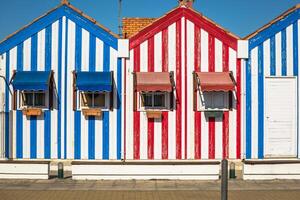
[0,179,300,200]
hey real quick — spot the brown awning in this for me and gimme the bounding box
[135,72,172,92]
[196,72,235,92]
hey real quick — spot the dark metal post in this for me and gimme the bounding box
[221,159,228,200]
[58,162,64,179]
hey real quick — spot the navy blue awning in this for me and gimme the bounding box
[11,71,52,91]
[76,72,112,92]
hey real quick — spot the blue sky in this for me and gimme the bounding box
[0,0,299,41]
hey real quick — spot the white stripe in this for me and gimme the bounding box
[229,48,237,159]
[67,19,76,159]
[126,50,134,159]
[214,39,223,159]
[181,17,185,159]
[200,29,209,159]
[286,25,294,76]
[109,47,118,160]
[251,47,258,159]
[81,28,89,71]
[95,38,104,71]
[23,38,31,71]
[95,116,103,159]
[186,20,195,159]
[139,40,148,160]
[275,32,282,76]
[37,29,45,71]
[154,31,162,160]
[51,20,59,159]
[263,39,270,77]
[80,113,88,160]
[60,16,66,158]
[22,114,30,159]
[168,23,176,160]
[36,114,45,159]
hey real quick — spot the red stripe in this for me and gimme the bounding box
[162,28,169,160]
[184,18,188,159]
[147,36,155,159]
[133,46,140,160]
[194,25,201,159]
[222,44,229,159]
[236,59,241,159]
[208,117,215,159]
[176,20,182,159]
[208,34,215,159]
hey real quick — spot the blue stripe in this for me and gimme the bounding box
[249,9,300,49]
[270,36,276,76]
[0,5,118,55]
[16,111,23,158]
[117,58,122,159]
[102,43,110,159]
[293,22,299,76]
[89,34,96,72]
[44,111,51,159]
[17,43,23,71]
[246,54,252,159]
[45,25,52,71]
[64,18,68,159]
[74,111,81,159]
[44,25,52,159]
[31,33,38,71]
[102,111,109,160]
[5,52,10,158]
[75,25,82,71]
[57,18,63,159]
[88,116,95,159]
[281,29,287,76]
[258,44,264,159]
[30,116,37,159]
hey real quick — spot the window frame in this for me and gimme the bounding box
[20,90,47,109]
[198,91,231,111]
[80,91,108,109]
[140,91,169,110]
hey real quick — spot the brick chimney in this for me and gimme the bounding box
[179,0,194,8]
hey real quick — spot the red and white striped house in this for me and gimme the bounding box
[123,2,242,161]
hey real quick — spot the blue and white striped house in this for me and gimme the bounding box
[0,2,125,160]
[244,5,300,161]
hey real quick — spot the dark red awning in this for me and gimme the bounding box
[196,72,235,92]
[135,72,172,92]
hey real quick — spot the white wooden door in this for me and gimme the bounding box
[264,77,297,158]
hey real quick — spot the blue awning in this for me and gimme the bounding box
[76,72,112,92]
[11,71,52,91]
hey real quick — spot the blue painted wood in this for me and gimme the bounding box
[246,54,252,159]
[5,52,10,158]
[31,33,38,71]
[258,44,264,159]
[281,29,287,76]
[30,116,37,159]
[64,18,69,159]
[16,110,23,159]
[117,58,122,159]
[270,35,276,76]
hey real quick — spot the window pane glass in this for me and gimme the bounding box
[34,92,46,107]
[142,93,152,107]
[94,93,106,107]
[81,93,93,107]
[154,94,165,107]
[23,92,34,106]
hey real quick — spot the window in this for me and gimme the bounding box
[81,92,106,108]
[200,91,230,111]
[21,91,46,108]
[141,92,167,109]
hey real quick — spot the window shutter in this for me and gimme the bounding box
[110,71,114,111]
[133,73,137,111]
[12,90,17,110]
[193,72,197,111]
[169,71,175,111]
[72,71,77,111]
[229,91,233,110]
[49,71,54,110]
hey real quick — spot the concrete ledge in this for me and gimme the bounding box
[243,159,300,180]
[72,161,220,180]
[0,160,50,179]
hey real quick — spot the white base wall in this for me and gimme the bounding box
[72,161,220,180]
[0,162,49,179]
[243,160,300,180]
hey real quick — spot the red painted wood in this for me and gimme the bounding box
[133,46,140,160]
[147,36,155,160]
[176,20,182,159]
[208,34,215,160]
[194,25,201,159]
[222,44,229,159]
[129,8,238,50]
[236,59,241,159]
[162,28,169,160]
